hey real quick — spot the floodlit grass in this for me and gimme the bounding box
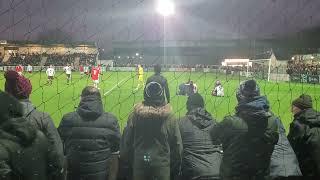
[0,70,319,133]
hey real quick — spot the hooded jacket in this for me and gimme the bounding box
[58,95,121,180]
[179,108,222,180]
[269,117,302,179]
[0,118,48,180]
[288,108,320,178]
[120,103,182,180]
[211,96,279,180]
[0,117,63,180]
[19,99,65,178]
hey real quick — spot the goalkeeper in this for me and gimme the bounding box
[135,64,144,91]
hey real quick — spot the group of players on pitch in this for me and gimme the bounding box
[14,64,224,95]
[45,64,102,88]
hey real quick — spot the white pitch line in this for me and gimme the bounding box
[104,75,132,96]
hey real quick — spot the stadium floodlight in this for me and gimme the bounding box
[118,56,121,59]
[136,53,139,56]
[156,0,175,17]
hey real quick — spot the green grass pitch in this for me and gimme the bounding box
[0,70,319,133]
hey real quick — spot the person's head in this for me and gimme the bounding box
[4,70,32,100]
[154,64,161,74]
[216,80,221,86]
[291,94,313,115]
[138,64,141,68]
[186,93,204,112]
[144,81,165,107]
[236,80,260,103]
[81,86,101,98]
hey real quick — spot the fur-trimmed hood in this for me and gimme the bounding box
[133,102,172,119]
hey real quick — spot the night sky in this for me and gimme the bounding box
[1,0,320,50]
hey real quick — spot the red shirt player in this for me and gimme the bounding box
[15,65,23,75]
[91,66,100,88]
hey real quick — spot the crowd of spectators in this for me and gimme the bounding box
[287,59,320,75]
[45,53,96,66]
[4,53,42,66]
[1,66,320,180]
[0,52,97,66]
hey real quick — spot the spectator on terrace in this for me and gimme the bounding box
[0,91,64,180]
[211,80,279,180]
[179,93,222,180]
[146,64,170,103]
[288,94,320,179]
[4,70,65,179]
[120,81,182,180]
[58,86,121,180]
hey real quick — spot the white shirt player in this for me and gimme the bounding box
[84,66,89,73]
[214,85,224,97]
[46,67,55,77]
[64,66,72,75]
[27,65,32,72]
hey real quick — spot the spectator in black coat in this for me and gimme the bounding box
[120,81,182,180]
[288,94,320,179]
[179,93,222,180]
[58,86,121,180]
[269,117,302,180]
[0,91,64,180]
[146,64,170,103]
[211,80,279,180]
[4,70,65,179]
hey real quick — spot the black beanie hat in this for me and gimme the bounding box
[292,94,313,110]
[144,81,165,106]
[236,80,260,102]
[187,93,204,112]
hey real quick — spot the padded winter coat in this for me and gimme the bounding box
[121,103,182,180]
[58,95,121,180]
[179,107,222,180]
[211,96,279,180]
[288,108,320,179]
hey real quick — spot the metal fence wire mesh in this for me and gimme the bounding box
[0,0,319,134]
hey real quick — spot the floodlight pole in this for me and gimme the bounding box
[163,16,166,65]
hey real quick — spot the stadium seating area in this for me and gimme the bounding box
[0,53,97,66]
[287,59,320,75]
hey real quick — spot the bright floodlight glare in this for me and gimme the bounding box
[156,0,175,17]
[136,53,139,56]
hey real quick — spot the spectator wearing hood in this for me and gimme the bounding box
[0,91,64,180]
[211,80,279,180]
[120,81,182,180]
[179,93,222,180]
[58,86,121,180]
[3,70,65,179]
[288,94,320,179]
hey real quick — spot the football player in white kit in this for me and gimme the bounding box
[46,65,55,85]
[64,64,72,85]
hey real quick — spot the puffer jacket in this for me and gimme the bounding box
[120,103,182,180]
[288,108,320,178]
[0,91,61,180]
[19,99,65,178]
[179,107,222,180]
[211,96,279,180]
[58,95,121,180]
[269,117,302,179]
